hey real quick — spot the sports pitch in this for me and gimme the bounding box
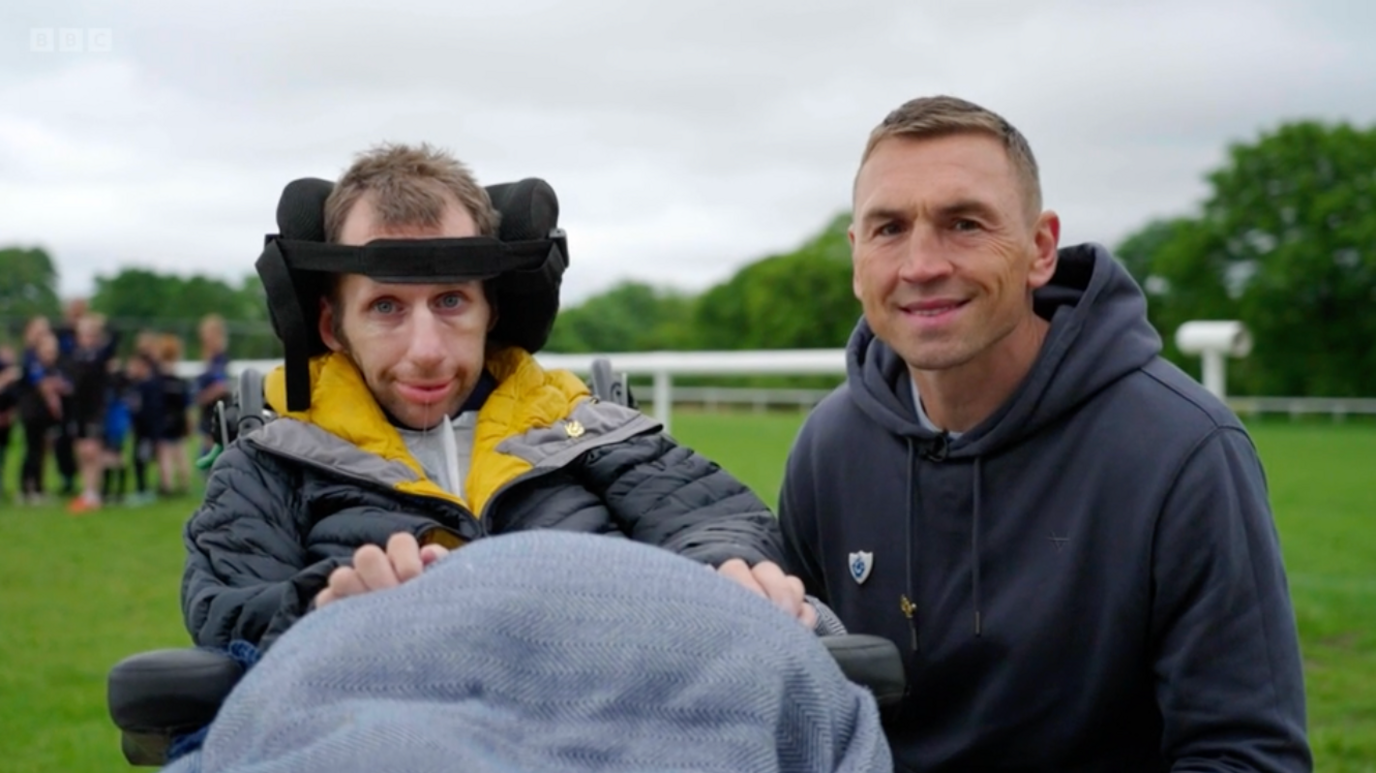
[1,412,1372,771]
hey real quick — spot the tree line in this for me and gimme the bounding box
[0,255,280,360]
[552,119,1376,397]
[3,118,1373,396]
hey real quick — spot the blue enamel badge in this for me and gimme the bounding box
[848,551,873,585]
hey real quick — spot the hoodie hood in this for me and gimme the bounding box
[843,242,1164,642]
[847,242,1161,457]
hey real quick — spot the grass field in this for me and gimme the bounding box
[1,413,1373,771]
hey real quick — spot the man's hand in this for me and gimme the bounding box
[717,558,817,629]
[314,532,449,609]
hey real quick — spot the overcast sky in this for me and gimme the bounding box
[4,0,1374,304]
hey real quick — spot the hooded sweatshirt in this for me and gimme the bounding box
[779,244,1310,772]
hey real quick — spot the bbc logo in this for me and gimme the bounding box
[30,28,112,53]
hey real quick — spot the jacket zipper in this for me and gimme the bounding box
[248,436,486,538]
[248,415,643,542]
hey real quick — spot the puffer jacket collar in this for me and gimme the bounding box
[252,346,658,516]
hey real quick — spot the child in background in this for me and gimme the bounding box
[102,357,133,504]
[125,350,164,506]
[21,316,51,377]
[156,334,192,497]
[194,315,231,462]
[67,313,120,514]
[19,330,68,504]
[0,344,20,502]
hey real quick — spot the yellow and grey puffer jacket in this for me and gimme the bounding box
[182,346,783,651]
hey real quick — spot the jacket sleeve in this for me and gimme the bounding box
[574,431,784,567]
[181,444,348,651]
[1151,426,1311,772]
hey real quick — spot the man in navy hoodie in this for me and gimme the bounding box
[779,95,1310,772]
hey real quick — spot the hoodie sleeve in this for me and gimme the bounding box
[181,443,348,651]
[778,419,829,602]
[1150,426,1311,772]
[574,431,784,567]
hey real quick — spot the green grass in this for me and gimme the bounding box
[1,414,1373,771]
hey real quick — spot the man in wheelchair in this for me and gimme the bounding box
[109,143,907,770]
[184,143,820,653]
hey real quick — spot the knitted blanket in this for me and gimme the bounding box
[162,530,891,772]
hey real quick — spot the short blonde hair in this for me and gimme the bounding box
[323,142,500,243]
[859,95,1043,219]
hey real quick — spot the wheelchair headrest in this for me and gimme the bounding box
[255,176,568,412]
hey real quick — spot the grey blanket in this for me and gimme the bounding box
[163,530,891,772]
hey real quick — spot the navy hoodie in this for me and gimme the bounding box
[780,244,1310,772]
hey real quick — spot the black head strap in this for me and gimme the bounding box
[276,237,557,280]
[255,242,314,412]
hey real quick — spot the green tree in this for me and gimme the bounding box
[230,273,281,359]
[693,212,860,351]
[1117,120,1376,396]
[546,281,697,353]
[0,246,62,338]
[1117,217,1233,368]
[89,267,279,359]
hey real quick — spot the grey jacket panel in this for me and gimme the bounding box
[497,398,663,472]
[246,419,422,488]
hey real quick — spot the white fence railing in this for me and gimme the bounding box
[177,352,1376,432]
[179,350,848,431]
[1227,397,1376,420]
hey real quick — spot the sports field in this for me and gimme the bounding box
[1,413,1373,771]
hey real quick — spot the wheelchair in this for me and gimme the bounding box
[105,173,906,767]
[107,362,905,766]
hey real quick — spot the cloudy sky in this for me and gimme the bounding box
[3,0,1374,304]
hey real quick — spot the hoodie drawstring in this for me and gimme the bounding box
[902,438,919,652]
[907,435,984,642]
[908,434,985,638]
[972,457,983,638]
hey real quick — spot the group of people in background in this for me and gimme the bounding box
[0,300,231,512]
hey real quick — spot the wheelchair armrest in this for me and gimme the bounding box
[108,648,246,766]
[821,634,906,710]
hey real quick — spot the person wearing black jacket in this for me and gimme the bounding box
[51,298,86,495]
[779,96,1310,772]
[125,346,165,505]
[66,313,120,513]
[156,334,193,497]
[18,328,68,504]
[183,143,813,653]
[0,345,20,499]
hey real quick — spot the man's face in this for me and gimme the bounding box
[849,133,1059,375]
[320,194,494,430]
